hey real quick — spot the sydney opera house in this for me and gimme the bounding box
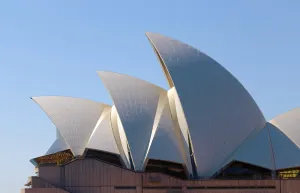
[21,33,300,193]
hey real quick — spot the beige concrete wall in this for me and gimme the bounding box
[22,188,69,193]
[280,180,300,193]
[64,159,141,188]
[39,165,63,187]
[31,176,60,188]
[22,159,300,193]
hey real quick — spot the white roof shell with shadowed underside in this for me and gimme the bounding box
[146,91,192,174]
[32,96,108,156]
[30,32,300,180]
[87,106,119,155]
[227,125,275,171]
[268,108,300,170]
[146,32,266,177]
[98,71,167,171]
[225,108,300,172]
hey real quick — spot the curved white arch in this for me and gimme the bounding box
[32,96,107,156]
[98,71,165,170]
[110,105,131,168]
[269,108,300,170]
[167,88,193,174]
[147,91,192,174]
[87,106,119,155]
[146,32,266,177]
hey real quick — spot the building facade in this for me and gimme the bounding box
[22,158,300,193]
[21,32,300,193]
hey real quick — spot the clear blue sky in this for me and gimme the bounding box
[1,0,300,192]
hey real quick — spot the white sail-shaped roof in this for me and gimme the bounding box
[223,107,300,171]
[269,108,300,148]
[229,125,275,170]
[268,108,300,170]
[146,32,266,177]
[31,32,300,178]
[32,96,107,156]
[110,105,131,168]
[147,92,190,170]
[167,87,193,173]
[167,87,190,145]
[268,123,300,170]
[98,71,165,170]
[87,106,119,155]
[110,105,134,168]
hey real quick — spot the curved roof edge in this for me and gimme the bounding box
[269,107,300,148]
[87,106,120,155]
[146,32,266,177]
[146,32,175,88]
[97,71,166,170]
[97,70,165,90]
[146,90,193,176]
[31,95,110,106]
[32,96,109,156]
[215,106,300,172]
[222,124,275,172]
[111,105,131,169]
[267,108,300,170]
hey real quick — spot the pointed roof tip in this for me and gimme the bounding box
[145,31,154,35]
[97,70,123,75]
[97,70,166,90]
[31,95,111,107]
[145,32,153,40]
[96,70,104,75]
[145,32,163,38]
[97,71,107,82]
[31,96,44,101]
[31,96,38,101]
[97,70,125,77]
